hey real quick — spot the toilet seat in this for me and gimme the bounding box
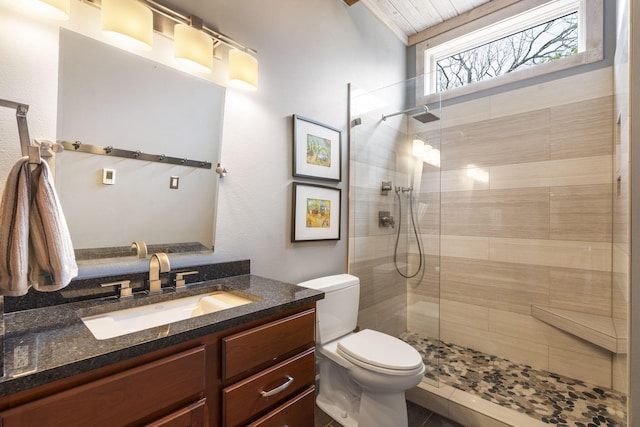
[337,329,423,375]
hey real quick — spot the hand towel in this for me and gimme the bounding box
[29,159,78,291]
[0,157,32,296]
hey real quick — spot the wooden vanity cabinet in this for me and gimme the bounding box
[0,304,317,427]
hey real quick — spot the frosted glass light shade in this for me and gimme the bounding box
[228,50,258,91]
[30,0,70,20]
[174,24,213,73]
[102,0,153,51]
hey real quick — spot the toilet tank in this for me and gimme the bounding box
[297,274,360,344]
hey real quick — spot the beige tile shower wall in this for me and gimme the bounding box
[408,67,616,389]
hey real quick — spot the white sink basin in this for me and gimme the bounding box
[82,291,253,340]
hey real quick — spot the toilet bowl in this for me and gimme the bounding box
[297,274,425,427]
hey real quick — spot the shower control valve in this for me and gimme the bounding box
[378,211,395,228]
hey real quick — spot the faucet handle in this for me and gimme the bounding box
[175,271,199,290]
[101,280,133,299]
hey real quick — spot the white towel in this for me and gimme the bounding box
[0,157,31,296]
[28,159,78,291]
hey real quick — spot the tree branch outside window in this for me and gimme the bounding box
[436,13,578,92]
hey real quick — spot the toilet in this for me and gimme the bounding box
[298,274,425,427]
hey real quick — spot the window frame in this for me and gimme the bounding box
[415,0,603,103]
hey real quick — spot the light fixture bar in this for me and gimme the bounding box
[201,25,257,54]
[143,0,189,23]
[79,0,257,54]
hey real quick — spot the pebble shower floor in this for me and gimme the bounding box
[400,332,627,427]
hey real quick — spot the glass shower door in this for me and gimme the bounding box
[348,77,442,387]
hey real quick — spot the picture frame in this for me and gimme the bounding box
[292,114,342,182]
[292,182,341,242]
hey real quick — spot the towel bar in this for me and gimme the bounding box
[59,140,213,170]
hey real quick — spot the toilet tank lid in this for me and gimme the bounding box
[297,274,359,292]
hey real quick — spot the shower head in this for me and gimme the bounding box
[412,111,440,123]
[381,105,440,123]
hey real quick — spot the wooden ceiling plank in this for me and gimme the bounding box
[408,0,522,45]
[409,0,446,30]
[382,0,425,32]
[428,0,460,21]
[360,0,410,44]
[449,0,482,15]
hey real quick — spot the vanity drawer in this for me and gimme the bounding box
[247,386,315,427]
[222,308,315,380]
[1,346,206,427]
[222,347,315,427]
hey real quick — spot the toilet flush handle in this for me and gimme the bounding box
[260,376,294,397]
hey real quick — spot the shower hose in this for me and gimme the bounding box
[393,187,424,278]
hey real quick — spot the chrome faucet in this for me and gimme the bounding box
[148,253,170,294]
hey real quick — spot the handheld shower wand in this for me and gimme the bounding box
[393,187,424,278]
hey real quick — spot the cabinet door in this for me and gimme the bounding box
[247,386,315,427]
[1,346,206,427]
[146,398,207,427]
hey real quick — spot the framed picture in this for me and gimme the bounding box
[292,114,342,182]
[292,182,341,242]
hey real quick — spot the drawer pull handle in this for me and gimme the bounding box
[260,376,294,397]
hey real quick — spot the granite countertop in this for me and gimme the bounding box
[0,274,323,397]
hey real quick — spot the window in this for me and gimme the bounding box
[417,0,603,99]
[436,12,578,92]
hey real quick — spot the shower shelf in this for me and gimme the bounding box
[531,305,627,354]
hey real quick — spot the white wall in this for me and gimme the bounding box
[0,0,406,284]
[193,0,407,283]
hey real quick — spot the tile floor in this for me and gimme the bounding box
[401,332,627,427]
[314,401,462,427]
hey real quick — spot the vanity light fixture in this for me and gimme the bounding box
[229,49,258,90]
[228,49,259,91]
[174,22,214,74]
[30,0,70,20]
[102,0,154,51]
[32,0,259,90]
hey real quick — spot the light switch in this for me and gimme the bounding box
[170,176,179,189]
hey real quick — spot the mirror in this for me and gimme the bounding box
[54,30,225,260]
